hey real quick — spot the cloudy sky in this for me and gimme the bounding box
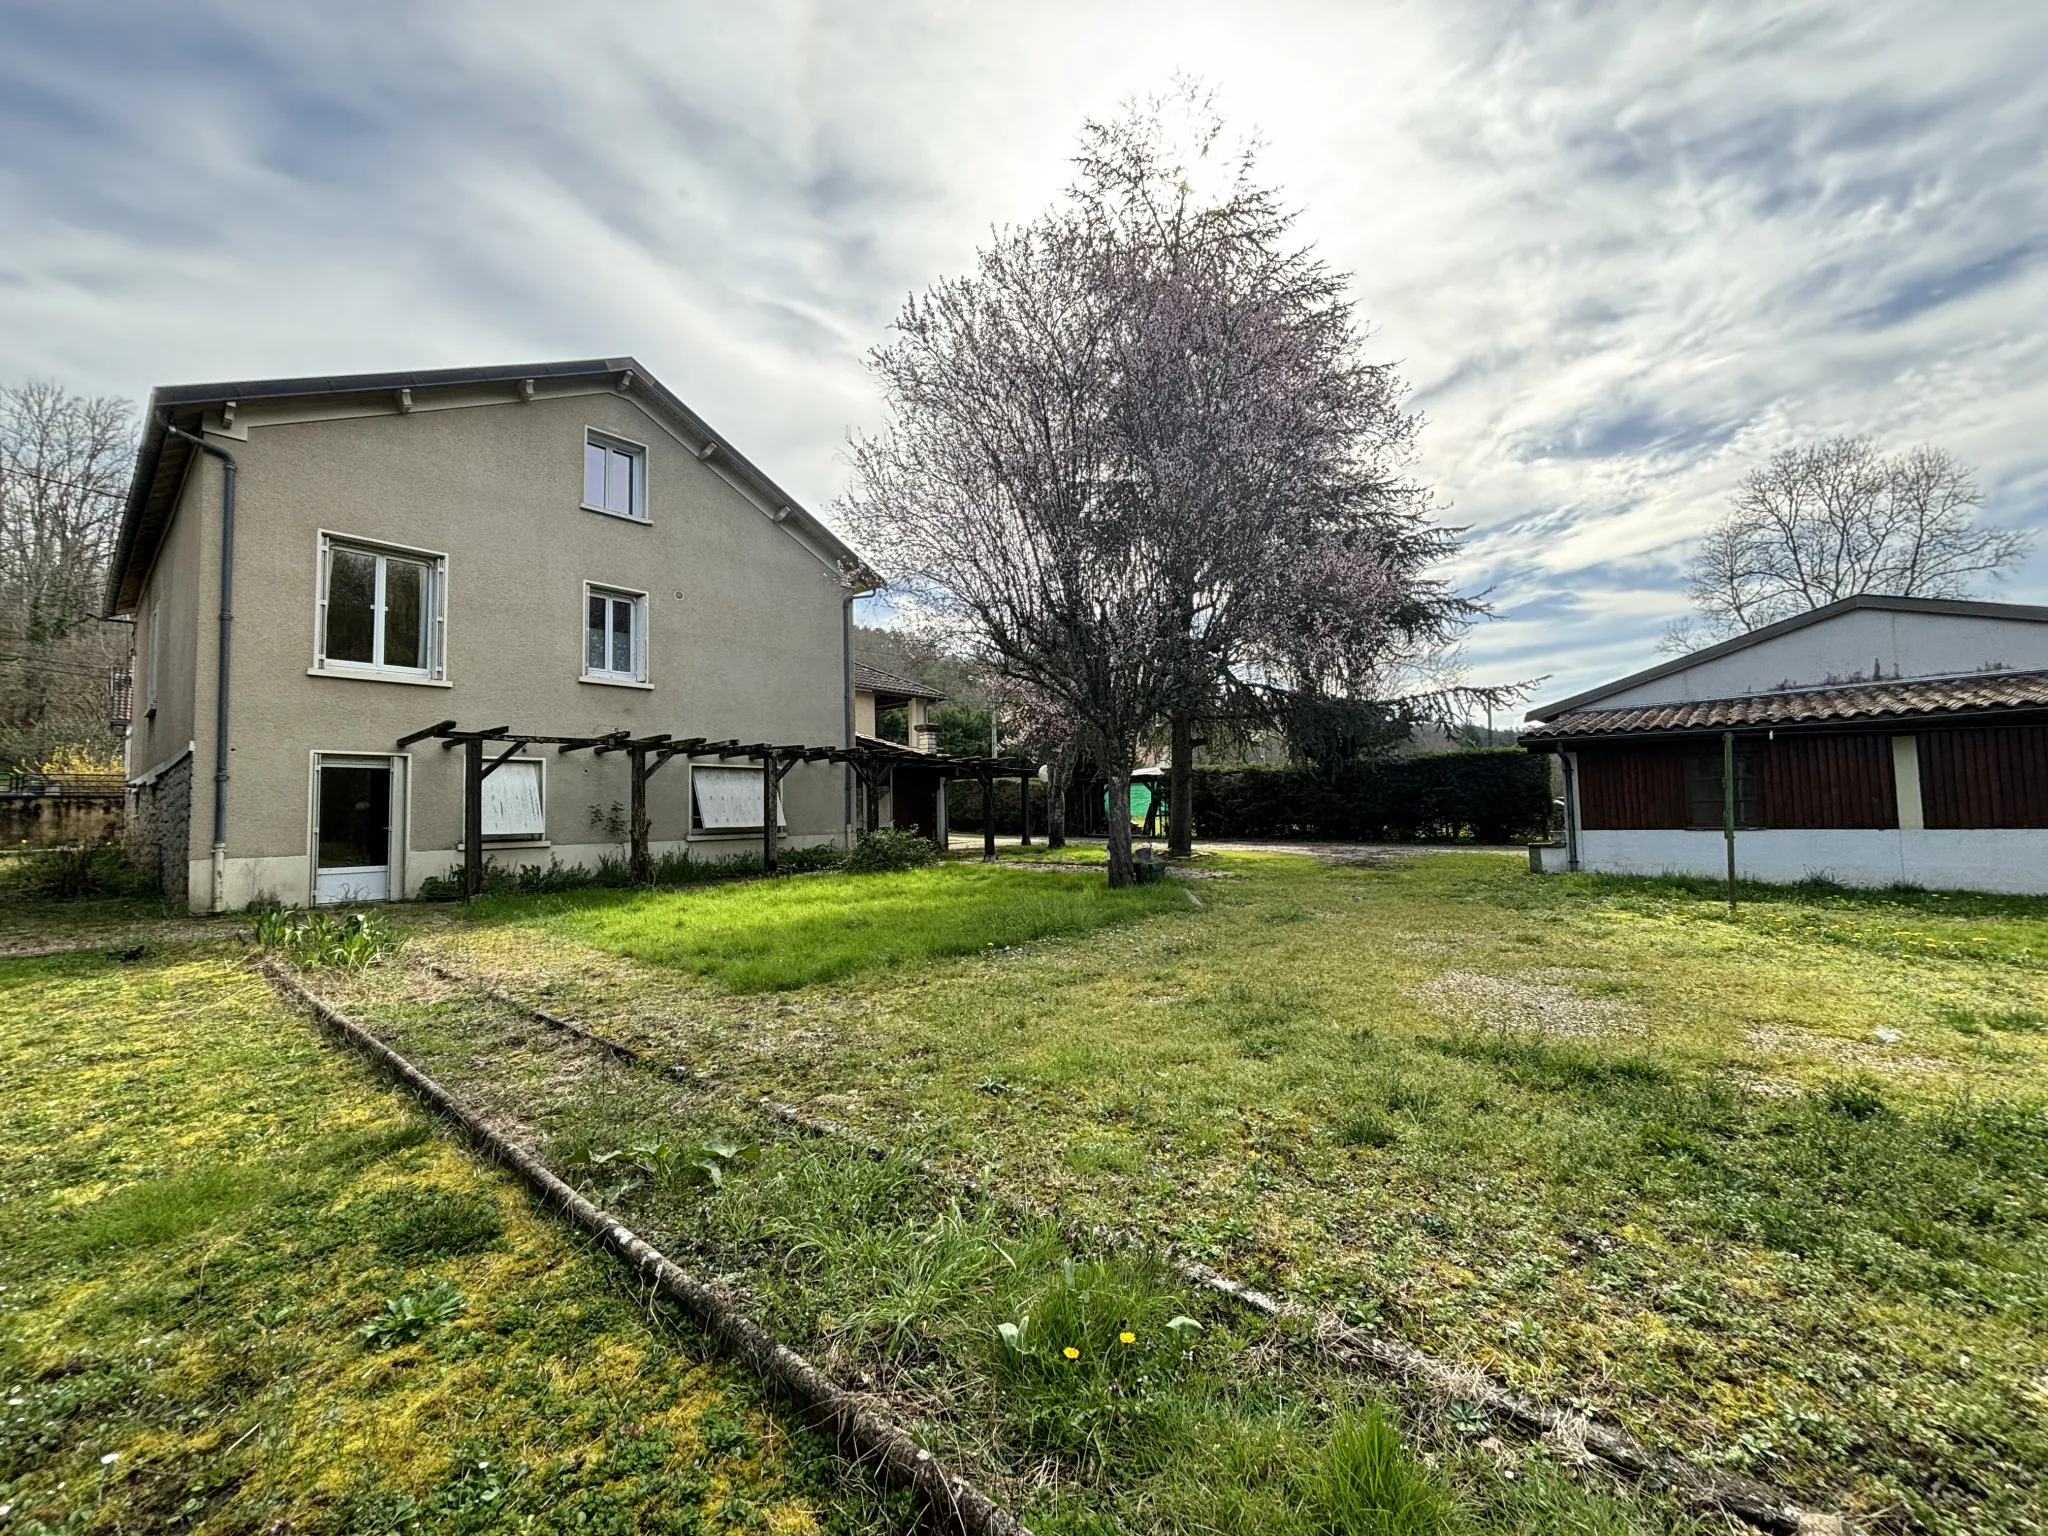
[4,0,2045,700]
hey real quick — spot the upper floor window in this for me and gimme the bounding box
[583,430,647,520]
[318,534,446,679]
[583,584,647,684]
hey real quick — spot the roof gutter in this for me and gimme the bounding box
[163,421,236,913]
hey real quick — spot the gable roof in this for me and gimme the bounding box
[1523,667,2048,744]
[853,661,943,701]
[1526,594,2048,721]
[105,356,881,614]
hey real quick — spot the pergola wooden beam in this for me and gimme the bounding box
[402,717,1028,900]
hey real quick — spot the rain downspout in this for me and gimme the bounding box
[842,590,857,846]
[164,422,236,912]
[1557,749,1581,873]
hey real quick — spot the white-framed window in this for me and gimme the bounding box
[583,430,647,520]
[317,534,447,679]
[482,756,546,843]
[582,583,648,683]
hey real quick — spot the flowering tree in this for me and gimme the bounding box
[843,89,1488,881]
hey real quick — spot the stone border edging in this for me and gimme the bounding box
[258,959,1033,1536]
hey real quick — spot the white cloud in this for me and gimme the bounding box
[2,0,2043,699]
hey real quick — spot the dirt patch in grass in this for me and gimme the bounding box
[1415,969,1648,1039]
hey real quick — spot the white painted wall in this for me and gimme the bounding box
[1570,828,2048,895]
[1591,609,2048,710]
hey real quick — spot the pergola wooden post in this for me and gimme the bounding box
[762,749,779,874]
[463,735,485,898]
[1018,768,1032,846]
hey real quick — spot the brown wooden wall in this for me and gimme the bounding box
[1920,726,2048,829]
[1575,732,1894,830]
[1761,733,1895,829]
[1576,742,1688,829]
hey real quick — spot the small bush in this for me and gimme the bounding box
[7,843,155,900]
[846,828,940,873]
[779,843,847,874]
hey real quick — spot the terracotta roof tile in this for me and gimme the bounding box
[852,661,943,700]
[1525,669,2048,740]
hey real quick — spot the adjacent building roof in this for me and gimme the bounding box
[1523,668,2048,744]
[853,661,943,701]
[105,357,881,614]
[1527,595,2048,720]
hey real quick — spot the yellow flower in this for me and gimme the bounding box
[1119,1331,1136,1344]
[1062,1346,1080,1360]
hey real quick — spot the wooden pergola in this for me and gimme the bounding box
[397,719,1019,897]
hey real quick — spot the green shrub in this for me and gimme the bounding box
[6,842,155,900]
[846,828,940,873]
[1187,750,1553,843]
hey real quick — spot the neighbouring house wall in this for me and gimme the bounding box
[1573,828,2048,896]
[1,794,124,850]
[1588,609,2048,710]
[854,689,877,739]
[124,456,213,894]
[171,386,847,909]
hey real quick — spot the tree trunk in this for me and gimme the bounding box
[1046,758,1068,849]
[1167,712,1194,857]
[1103,760,1135,887]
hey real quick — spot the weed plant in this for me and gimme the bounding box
[252,906,399,969]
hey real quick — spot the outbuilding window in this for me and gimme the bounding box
[583,431,647,520]
[1685,748,1762,829]
[317,535,446,679]
[583,584,647,684]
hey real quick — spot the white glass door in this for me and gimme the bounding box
[315,759,393,904]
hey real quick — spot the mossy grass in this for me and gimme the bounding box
[405,851,2048,1533]
[311,966,1703,1534]
[0,949,905,1533]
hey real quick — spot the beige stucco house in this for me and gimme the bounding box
[107,358,879,912]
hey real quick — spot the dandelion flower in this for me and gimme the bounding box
[1119,1331,1136,1344]
[1063,1346,1080,1360]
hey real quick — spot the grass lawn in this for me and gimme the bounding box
[0,947,901,1534]
[409,851,2048,1535]
[472,863,1186,991]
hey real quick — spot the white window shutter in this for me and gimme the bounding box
[482,759,545,839]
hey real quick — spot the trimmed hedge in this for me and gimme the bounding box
[1190,750,1552,843]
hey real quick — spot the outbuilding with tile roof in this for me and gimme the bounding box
[1521,596,2048,894]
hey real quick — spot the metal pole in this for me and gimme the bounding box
[1723,730,1737,915]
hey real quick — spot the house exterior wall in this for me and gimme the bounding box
[1563,827,2048,895]
[124,454,213,895]
[1590,609,2048,710]
[150,384,852,910]
[854,688,878,739]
